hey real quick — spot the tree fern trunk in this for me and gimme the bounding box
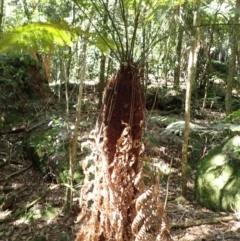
[76,64,172,241]
[76,64,144,240]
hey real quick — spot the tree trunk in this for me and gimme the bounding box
[181,0,200,198]
[63,20,90,213]
[225,0,240,114]
[98,53,106,109]
[22,0,32,21]
[0,0,4,31]
[163,36,170,87]
[201,28,214,112]
[98,0,108,109]
[106,51,113,78]
[76,64,172,241]
[174,6,183,88]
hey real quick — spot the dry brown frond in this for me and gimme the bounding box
[132,184,173,241]
[75,65,172,241]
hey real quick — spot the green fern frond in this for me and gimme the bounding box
[89,34,116,53]
[0,21,115,54]
[226,110,240,123]
[0,21,77,53]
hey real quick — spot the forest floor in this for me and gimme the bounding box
[0,107,240,241]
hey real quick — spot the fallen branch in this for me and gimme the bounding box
[0,165,32,182]
[170,214,239,229]
[0,127,26,135]
[0,159,7,168]
[0,119,50,135]
[0,184,61,224]
[26,120,51,133]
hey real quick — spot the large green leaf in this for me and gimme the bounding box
[0,21,77,53]
[0,20,115,54]
[89,34,116,53]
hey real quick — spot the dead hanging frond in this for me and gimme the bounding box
[75,120,104,240]
[76,65,145,241]
[76,124,144,241]
[75,64,173,241]
[98,121,144,241]
[132,173,173,241]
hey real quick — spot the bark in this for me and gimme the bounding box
[106,50,113,78]
[58,49,64,102]
[76,65,144,241]
[163,36,170,87]
[174,6,183,88]
[225,0,240,114]
[98,0,108,109]
[76,65,173,241]
[201,28,214,112]
[64,49,71,118]
[22,0,33,21]
[98,53,106,109]
[0,0,4,31]
[181,0,200,197]
[63,21,91,213]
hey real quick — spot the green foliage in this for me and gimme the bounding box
[73,170,84,184]
[225,110,240,123]
[211,60,228,75]
[89,34,116,53]
[20,204,58,223]
[0,194,4,206]
[24,118,69,178]
[0,53,37,79]
[0,19,116,56]
[23,117,86,184]
[0,53,39,114]
[74,0,174,62]
[0,21,77,53]
[196,135,240,212]
[144,133,158,146]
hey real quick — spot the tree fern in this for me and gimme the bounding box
[0,20,116,54]
[0,21,76,52]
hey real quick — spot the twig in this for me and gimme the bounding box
[170,214,239,229]
[26,94,55,128]
[0,184,61,224]
[0,119,50,135]
[164,156,173,209]
[26,120,51,133]
[0,165,32,182]
[0,127,26,135]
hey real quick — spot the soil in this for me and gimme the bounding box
[1,105,240,241]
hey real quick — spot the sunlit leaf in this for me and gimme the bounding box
[90,34,116,52]
[0,21,77,53]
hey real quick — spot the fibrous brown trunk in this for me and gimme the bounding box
[101,64,144,240]
[75,64,172,241]
[76,64,144,241]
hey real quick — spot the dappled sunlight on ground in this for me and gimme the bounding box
[1,109,240,240]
